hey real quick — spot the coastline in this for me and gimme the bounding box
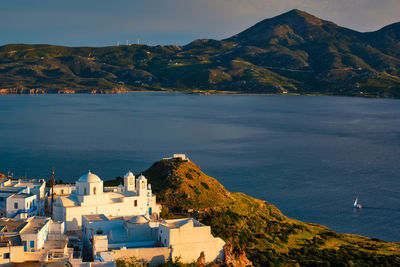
[0,87,396,99]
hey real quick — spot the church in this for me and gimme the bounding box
[53,171,160,231]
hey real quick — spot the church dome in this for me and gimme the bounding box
[124,171,135,178]
[78,171,101,183]
[127,215,148,224]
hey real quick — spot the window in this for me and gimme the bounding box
[3,253,10,259]
[96,229,103,235]
[93,187,97,195]
[14,203,18,209]
[141,181,145,189]
[61,189,64,194]
[134,200,137,207]
[0,197,4,201]
[30,240,35,248]
[84,187,87,195]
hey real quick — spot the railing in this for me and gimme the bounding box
[12,205,38,217]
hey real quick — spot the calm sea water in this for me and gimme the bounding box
[0,93,399,242]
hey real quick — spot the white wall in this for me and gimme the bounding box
[6,194,36,218]
[159,219,225,263]
[111,247,171,265]
[20,219,50,252]
[53,184,75,195]
[59,193,157,231]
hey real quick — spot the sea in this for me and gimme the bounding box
[0,93,399,242]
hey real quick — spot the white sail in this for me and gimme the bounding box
[353,197,358,206]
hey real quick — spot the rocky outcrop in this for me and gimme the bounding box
[196,251,206,266]
[223,243,252,267]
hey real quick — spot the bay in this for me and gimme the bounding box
[0,93,399,242]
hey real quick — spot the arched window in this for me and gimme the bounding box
[93,187,97,195]
[84,187,87,195]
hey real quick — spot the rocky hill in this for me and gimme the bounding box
[1,9,400,97]
[143,158,400,266]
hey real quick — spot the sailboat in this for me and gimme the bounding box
[353,197,362,209]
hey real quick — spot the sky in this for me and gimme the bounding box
[1,0,400,47]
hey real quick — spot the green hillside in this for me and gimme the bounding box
[143,158,400,266]
[1,9,400,97]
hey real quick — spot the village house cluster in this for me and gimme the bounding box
[0,155,225,266]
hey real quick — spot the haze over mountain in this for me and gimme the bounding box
[1,9,400,97]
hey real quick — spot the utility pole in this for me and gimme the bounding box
[91,228,94,260]
[51,168,55,218]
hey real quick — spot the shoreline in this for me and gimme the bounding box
[0,87,397,99]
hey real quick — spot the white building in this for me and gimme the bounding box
[0,216,71,264]
[53,171,160,231]
[163,154,190,161]
[0,178,46,218]
[83,215,225,264]
[0,178,46,199]
[51,184,76,196]
[7,193,37,219]
[158,218,225,263]
[0,187,37,219]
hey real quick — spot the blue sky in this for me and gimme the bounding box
[1,0,400,47]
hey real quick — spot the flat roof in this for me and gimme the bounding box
[0,220,28,233]
[20,217,49,234]
[0,187,25,193]
[82,214,108,222]
[0,235,22,246]
[161,218,204,229]
[10,193,34,199]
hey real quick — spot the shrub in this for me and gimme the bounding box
[201,182,210,190]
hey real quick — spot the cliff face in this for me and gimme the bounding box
[143,158,400,266]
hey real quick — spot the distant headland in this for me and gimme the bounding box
[1,9,400,98]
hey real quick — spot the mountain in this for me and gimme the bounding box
[143,158,400,266]
[1,9,400,97]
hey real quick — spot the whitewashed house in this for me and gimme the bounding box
[53,171,160,231]
[0,187,38,218]
[0,216,70,264]
[0,178,45,218]
[83,215,225,264]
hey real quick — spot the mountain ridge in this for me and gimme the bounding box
[1,9,400,97]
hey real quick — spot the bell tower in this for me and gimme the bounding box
[124,171,136,192]
[136,174,147,196]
